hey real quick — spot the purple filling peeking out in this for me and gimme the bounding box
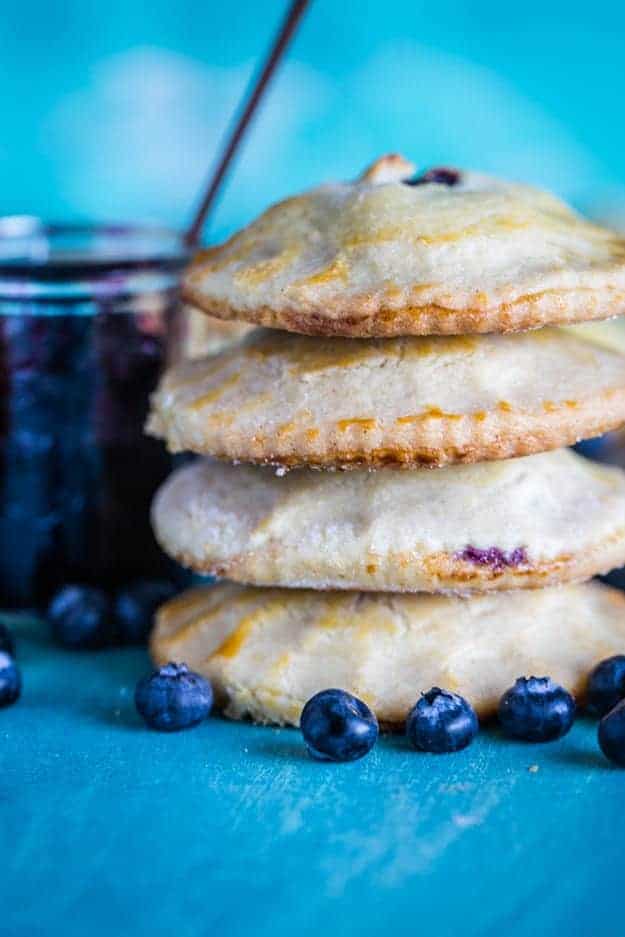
[457,545,528,571]
[404,167,461,187]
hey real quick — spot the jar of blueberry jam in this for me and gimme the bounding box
[0,218,189,608]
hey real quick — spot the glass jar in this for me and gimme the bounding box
[0,218,189,608]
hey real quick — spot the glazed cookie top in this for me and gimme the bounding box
[147,326,625,469]
[183,155,625,337]
[151,449,625,593]
[151,581,625,725]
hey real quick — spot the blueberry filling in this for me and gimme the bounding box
[404,167,461,187]
[457,545,527,571]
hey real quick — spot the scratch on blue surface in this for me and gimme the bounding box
[322,777,516,894]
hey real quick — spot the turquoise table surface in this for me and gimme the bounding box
[1,616,622,937]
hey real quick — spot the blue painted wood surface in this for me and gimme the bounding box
[1,617,622,937]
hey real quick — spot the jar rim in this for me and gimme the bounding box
[0,218,190,279]
[0,218,191,303]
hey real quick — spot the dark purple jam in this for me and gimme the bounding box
[405,167,461,187]
[0,221,188,608]
[0,310,179,607]
[457,545,528,571]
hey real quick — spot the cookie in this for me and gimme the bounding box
[566,318,625,354]
[151,449,625,592]
[183,154,625,337]
[151,581,625,726]
[175,306,253,361]
[147,326,625,469]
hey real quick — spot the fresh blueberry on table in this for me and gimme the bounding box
[0,652,21,708]
[498,676,576,742]
[114,580,177,644]
[47,584,113,650]
[586,656,625,717]
[598,698,625,766]
[300,688,378,762]
[135,662,213,731]
[405,166,461,187]
[0,621,15,656]
[406,687,478,753]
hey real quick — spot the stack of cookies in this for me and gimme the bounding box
[147,155,625,727]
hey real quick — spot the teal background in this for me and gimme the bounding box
[3,1,625,241]
[3,617,624,937]
[3,5,625,934]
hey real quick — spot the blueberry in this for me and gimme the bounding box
[47,584,112,649]
[598,699,625,766]
[405,167,461,187]
[498,676,575,742]
[406,687,478,753]
[134,662,213,731]
[573,437,609,461]
[587,656,625,717]
[0,621,15,656]
[0,652,21,707]
[300,688,378,762]
[600,567,625,592]
[114,580,177,644]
